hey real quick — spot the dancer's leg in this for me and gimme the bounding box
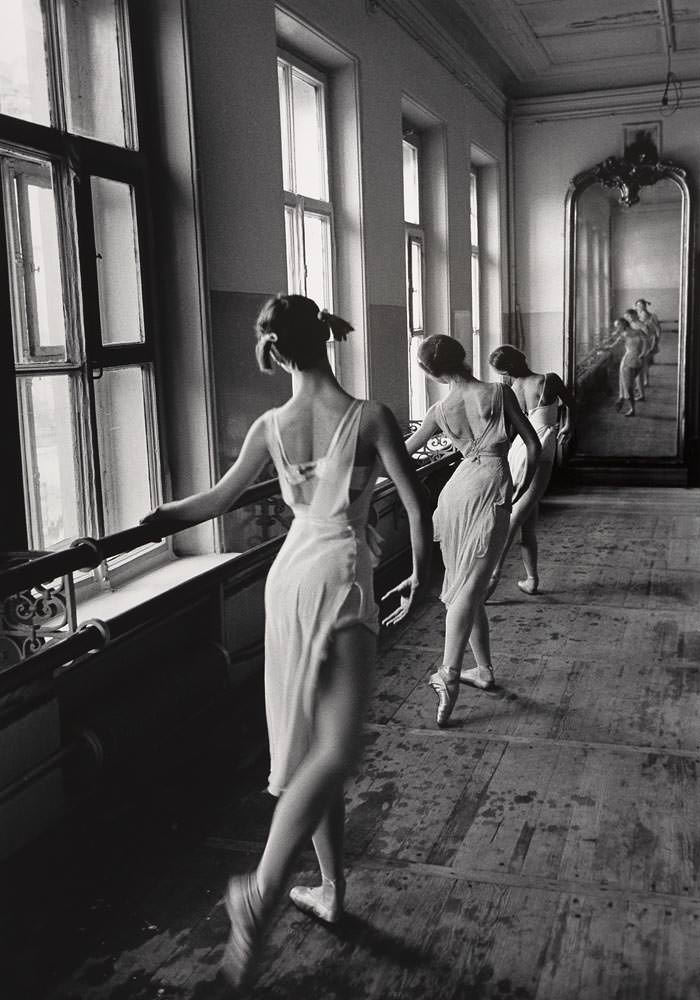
[223,626,374,985]
[467,604,491,667]
[487,466,547,599]
[310,792,345,885]
[255,625,375,906]
[287,791,346,923]
[518,506,539,593]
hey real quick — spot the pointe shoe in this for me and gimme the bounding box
[221,872,265,990]
[459,665,496,691]
[517,576,538,595]
[429,667,459,727]
[614,399,624,412]
[289,877,345,924]
[624,408,635,417]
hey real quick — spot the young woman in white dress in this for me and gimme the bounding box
[405,335,540,727]
[143,295,432,988]
[485,345,574,598]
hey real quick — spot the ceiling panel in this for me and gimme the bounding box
[675,20,700,47]
[541,25,663,64]
[671,0,700,15]
[521,1,660,36]
[413,0,700,96]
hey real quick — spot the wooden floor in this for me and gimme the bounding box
[4,488,700,999]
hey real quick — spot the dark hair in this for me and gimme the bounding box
[489,344,530,378]
[635,297,652,307]
[624,308,638,320]
[417,335,470,378]
[254,294,353,373]
[616,317,631,329]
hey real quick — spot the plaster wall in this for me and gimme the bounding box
[185,0,507,473]
[512,100,700,377]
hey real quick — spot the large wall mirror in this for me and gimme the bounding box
[564,133,693,471]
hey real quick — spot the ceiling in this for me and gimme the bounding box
[421,0,700,98]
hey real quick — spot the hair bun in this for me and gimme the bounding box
[318,308,353,342]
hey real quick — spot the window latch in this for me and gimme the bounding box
[90,365,104,380]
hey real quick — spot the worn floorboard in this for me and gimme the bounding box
[4,487,700,999]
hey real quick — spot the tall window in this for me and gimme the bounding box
[470,170,481,377]
[1,1,161,562]
[403,135,426,419]
[277,54,334,315]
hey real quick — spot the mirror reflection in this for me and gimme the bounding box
[573,177,682,459]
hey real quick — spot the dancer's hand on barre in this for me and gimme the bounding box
[381,576,425,626]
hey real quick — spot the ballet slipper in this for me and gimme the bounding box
[221,872,266,990]
[429,667,459,727]
[289,876,345,924]
[459,665,496,692]
[517,576,538,595]
[614,399,624,412]
[623,408,635,417]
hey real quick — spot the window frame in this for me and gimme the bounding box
[403,132,427,420]
[470,169,482,378]
[0,0,165,572]
[277,48,338,366]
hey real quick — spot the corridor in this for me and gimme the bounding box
[5,488,700,999]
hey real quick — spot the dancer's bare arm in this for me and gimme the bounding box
[403,406,441,456]
[367,402,433,624]
[503,386,541,503]
[548,373,575,441]
[142,416,270,529]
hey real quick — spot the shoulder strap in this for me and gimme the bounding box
[537,374,548,407]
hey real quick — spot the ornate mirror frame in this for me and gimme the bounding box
[563,137,695,476]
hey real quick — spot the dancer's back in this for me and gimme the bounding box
[434,381,509,459]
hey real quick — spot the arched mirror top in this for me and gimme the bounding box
[569,132,690,208]
[564,132,693,471]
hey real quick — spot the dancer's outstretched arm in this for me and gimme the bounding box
[503,386,541,503]
[142,416,270,528]
[368,402,433,624]
[403,406,441,457]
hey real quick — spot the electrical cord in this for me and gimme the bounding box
[660,45,682,115]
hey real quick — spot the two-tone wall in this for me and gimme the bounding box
[184,0,508,499]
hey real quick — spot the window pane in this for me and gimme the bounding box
[471,253,481,376]
[58,0,133,147]
[94,366,155,535]
[4,156,68,363]
[303,211,332,310]
[409,237,423,332]
[277,61,292,192]
[284,204,302,294]
[18,375,81,550]
[408,335,426,421]
[471,253,481,333]
[0,0,51,125]
[470,171,479,248]
[403,141,420,224]
[91,176,144,345]
[291,70,326,200]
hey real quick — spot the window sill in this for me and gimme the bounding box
[75,552,243,630]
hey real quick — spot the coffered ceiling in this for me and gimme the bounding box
[420,0,700,98]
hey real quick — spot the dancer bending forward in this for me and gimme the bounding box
[405,335,540,727]
[486,345,574,598]
[143,294,432,989]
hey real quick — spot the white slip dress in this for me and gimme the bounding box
[508,376,558,491]
[433,383,512,607]
[263,399,380,797]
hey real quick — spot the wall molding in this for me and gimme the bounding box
[367,0,507,121]
[511,80,700,122]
